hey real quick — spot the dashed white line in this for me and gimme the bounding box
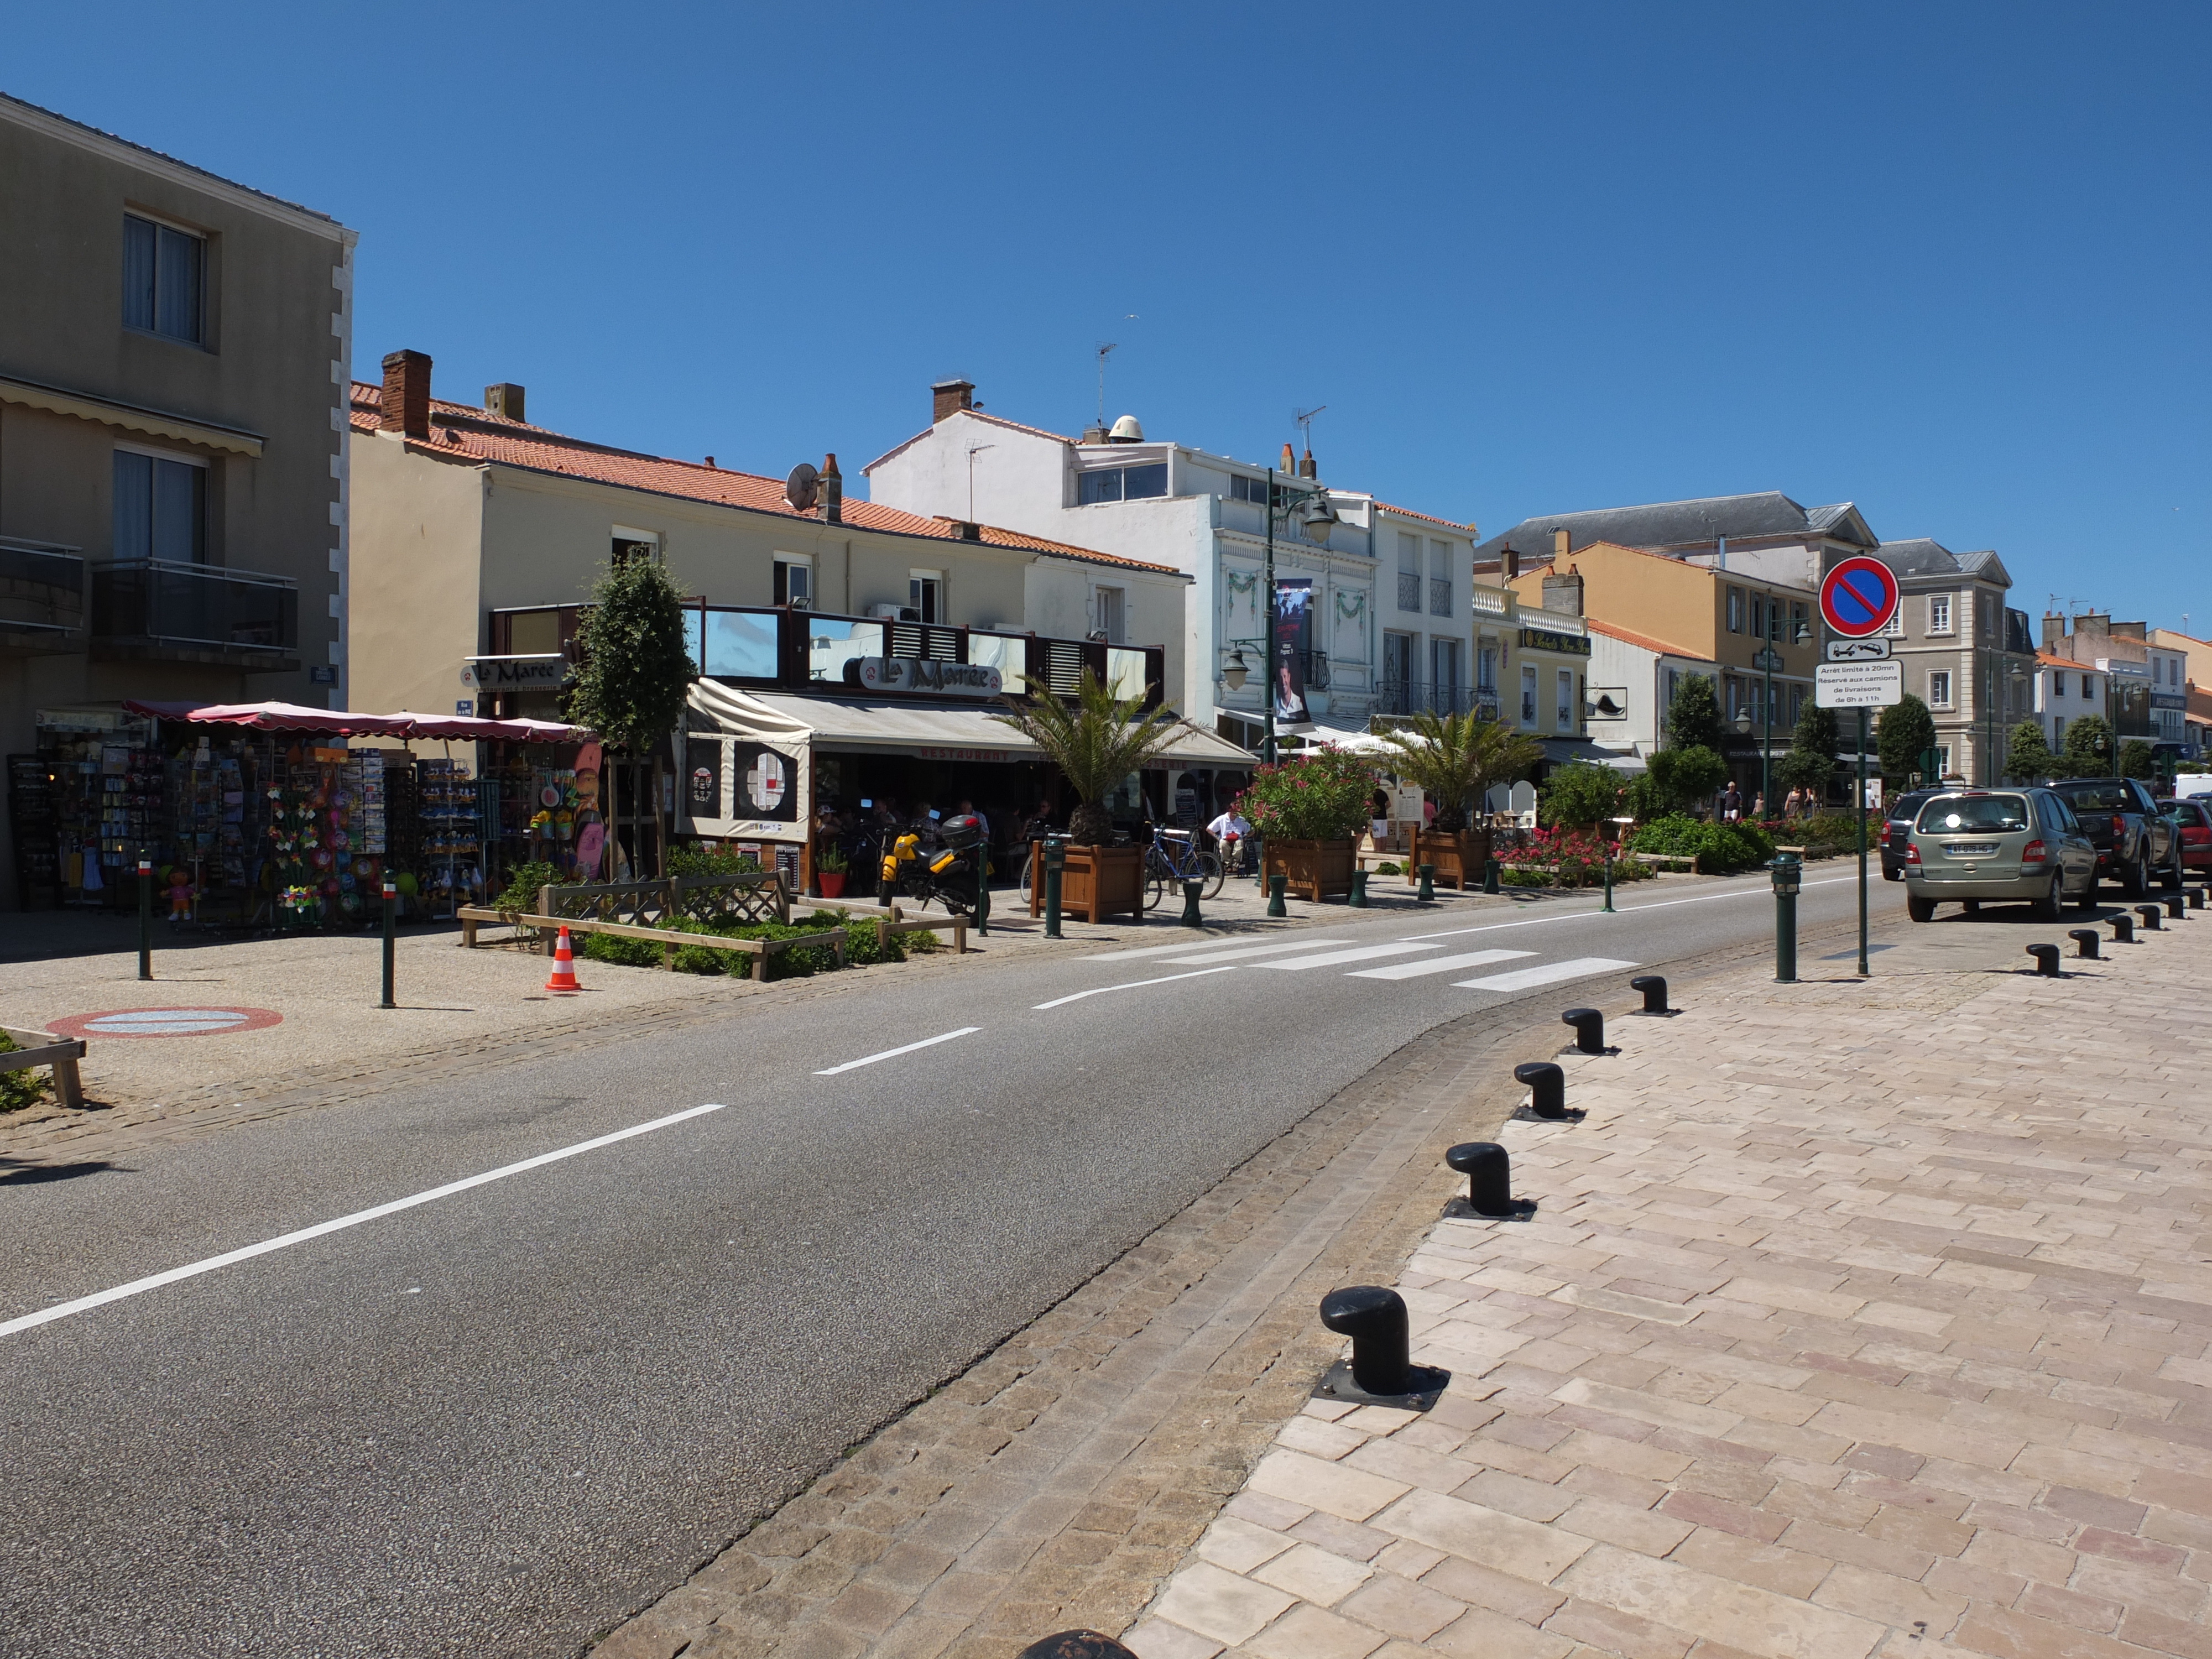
[1033,965,1242,1010]
[815,1027,981,1075]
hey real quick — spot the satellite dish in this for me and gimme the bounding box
[784,463,820,512]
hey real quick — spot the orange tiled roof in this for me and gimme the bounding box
[349,384,1181,576]
[1371,500,1478,534]
[1586,617,1709,661]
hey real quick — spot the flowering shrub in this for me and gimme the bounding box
[1235,747,1378,842]
[1515,826,1654,888]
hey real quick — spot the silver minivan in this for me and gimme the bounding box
[1903,789,2096,922]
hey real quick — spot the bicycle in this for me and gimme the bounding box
[1143,827,1224,909]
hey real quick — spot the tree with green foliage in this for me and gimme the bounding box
[990,668,1184,846]
[1665,673,1726,753]
[2060,713,2114,778]
[2002,721,2055,782]
[1876,693,1938,782]
[1627,745,1729,820]
[2118,738,2156,780]
[1773,701,1839,798]
[565,554,698,878]
[1540,761,1626,829]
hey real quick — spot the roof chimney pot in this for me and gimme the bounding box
[483,382,525,423]
[382,349,431,440]
[932,379,975,423]
[1553,526,1570,560]
[820,453,843,524]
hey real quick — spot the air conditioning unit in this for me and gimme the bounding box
[870,603,921,622]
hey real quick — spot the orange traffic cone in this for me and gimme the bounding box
[545,926,581,993]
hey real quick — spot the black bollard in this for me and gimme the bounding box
[1349,868,1369,908]
[1561,1006,1606,1055]
[136,854,153,982]
[1180,878,1203,928]
[2068,928,2100,959]
[1016,1635,1138,1659]
[1482,856,1501,895]
[380,878,398,1009]
[2025,943,2062,978]
[2110,911,2135,943]
[1514,1061,1575,1121]
[1416,863,1436,902]
[1267,872,1288,917]
[1444,1140,1532,1219]
[2164,893,2185,919]
[2136,904,2162,932]
[1315,1285,1449,1410]
[1630,973,1671,1015]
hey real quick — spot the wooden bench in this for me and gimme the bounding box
[1629,852,1698,870]
[3,1024,85,1109]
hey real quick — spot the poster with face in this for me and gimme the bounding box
[1273,578,1314,731]
[732,743,799,821]
[685,739,723,821]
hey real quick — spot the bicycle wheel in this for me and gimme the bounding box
[1016,849,1035,906]
[1196,851,1225,900]
[1144,859,1167,910]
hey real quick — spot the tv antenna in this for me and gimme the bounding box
[1292,405,1326,471]
[966,443,995,520]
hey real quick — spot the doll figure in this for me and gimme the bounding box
[166,868,193,924]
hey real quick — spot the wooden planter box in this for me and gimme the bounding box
[1408,828,1486,891]
[1029,844,1145,925]
[1264,838,1357,902]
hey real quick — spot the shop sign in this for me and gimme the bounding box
[1517,625,1592,656]
[461,654,567,691]
[911,747,1023,763]
[854,658,1003,697]
[2153,692,2187,711]
[685,738,723,817]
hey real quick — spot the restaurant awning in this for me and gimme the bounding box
[120,699,590,743]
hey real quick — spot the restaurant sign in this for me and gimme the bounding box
[461,654,567,690]
[1516,626,1592,657]
[854,658,1003,697]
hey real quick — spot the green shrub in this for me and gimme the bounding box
[1798,810,1863,852]
[1501,867,1551,887]
[667,844,763,880]
[581,931,663,968]
[1625,814,1775,874]
[0,1033,49,1113]
[1373,860,1402,875]
[493,861,564,916]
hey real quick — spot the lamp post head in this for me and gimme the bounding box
[1301,492,1338,538]
[1224,649,1250,691]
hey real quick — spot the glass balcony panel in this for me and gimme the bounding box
[0,538,86,633]
[92,559,296,653]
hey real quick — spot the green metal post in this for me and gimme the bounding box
[1180,878,1203,927]
[1483,856,1500,895]
[1267,873,1287,917]
[1042,837,1065,940]
[1856,707,1870,977]
[1348,868,1368,907]
[974,844,990,937]
[1601,849,1615,913]
[1416,863,1435,902]
[380,878,397,1009]
[137,853,153,981]
[1772,854,1799,983]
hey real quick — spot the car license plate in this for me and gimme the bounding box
[1945,842,1998,857]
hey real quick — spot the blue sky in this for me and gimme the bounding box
[10,3,2207,629]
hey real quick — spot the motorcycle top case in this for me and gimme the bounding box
[937,813,986,851]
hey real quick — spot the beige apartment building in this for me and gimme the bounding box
[0,93,354,904]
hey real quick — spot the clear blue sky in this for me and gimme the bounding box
[11,3,2207,629]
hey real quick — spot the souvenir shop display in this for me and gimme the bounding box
[484,742,599,883]
[7,755,60,909]
[417,759,484,915]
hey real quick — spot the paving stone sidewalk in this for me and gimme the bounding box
[1130,914,2212,1657]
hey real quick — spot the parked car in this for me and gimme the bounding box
[2167,797,2212,873]
[1903,788,2098,922]
[2044,776,2182,895]
[1880,788,1942,880]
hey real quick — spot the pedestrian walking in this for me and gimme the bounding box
[1720,782,1743,822]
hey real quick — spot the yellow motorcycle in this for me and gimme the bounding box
[879,814,984,916]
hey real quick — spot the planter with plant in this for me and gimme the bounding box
[814,842,849,899]
[1378,711,1541,889]
[1237,747,1377,901]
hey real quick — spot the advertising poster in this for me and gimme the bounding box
[685,738,723,820]
[732,743,800,821]
[1272,578,1314,731]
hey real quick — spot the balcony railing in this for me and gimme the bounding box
[1430,577,1453,618]
[93,559,298,655]
[0,537,86,635]
[1377,680,1493,718]
[1396,571,1422,613]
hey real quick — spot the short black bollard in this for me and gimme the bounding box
[1514,1061,1573,1121]
[2068,927,2100,959]
[2193,886,2207,910]
[1315,1285,1449,1409]
[1180,878,1203,928]
[1482,856,1500,895]
[1267,872,1287,917]
[1631,973,1670,1014]
[2025,943,2062,978]
[2110,911,2135,943]
[1042,837,1065,940]
[2136,903,2162,932]
[2164,893,2185,919]
[380,878,398,1008]
[1016,1634,1138,1659]
[1444,1140,1532,1219]
[1561,1007,1606,1055]
[136,854,153,982]
[1349,868,1369,908]
[1416,862,1436,902]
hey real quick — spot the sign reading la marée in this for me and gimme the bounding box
[855,658,1003,697]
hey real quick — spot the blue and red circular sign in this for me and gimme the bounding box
[1820,557,1900,638]
[50,1006,284,1041]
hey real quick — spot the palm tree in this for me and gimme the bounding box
[991,669,1184,846]
[1379,711,1541,860]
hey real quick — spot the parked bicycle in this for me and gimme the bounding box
[1143,827,1224,909]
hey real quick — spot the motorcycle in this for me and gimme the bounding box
[879,813,986,916]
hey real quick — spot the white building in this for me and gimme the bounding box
[1584,619,1715,760]
[864,380,1479,745]
[2031,653,2105,750]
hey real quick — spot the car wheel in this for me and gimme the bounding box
[2123,852,2150,898]
[2032,874,2064,923]
[1907,895,1936,923]
[2163,849,2184,891]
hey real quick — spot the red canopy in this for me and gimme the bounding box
[121,700,589,743]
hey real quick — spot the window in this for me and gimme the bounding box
[1428,539,1452,617]
[1928,594,1952,635]
[1665,667,1681,711]
[693,608,780,679]
[2053,716,2066,743]
[1935,745,1952,776]
[112,448,206,562]
[1521,664,1537,725]
[1432,637,1461,692]
[122,213,203,344]
[1383,632,1415,692]
[1478,645,1498,692]
[1791,602,1808,642]
[2082,675,2095,699]
[612,534,656,566]
[1229,474,1269,504]
[1726,587,1744,633]
[1790,684,1805,725]
[2052,671,2066,697]
[1928,670,1953,708]
[1397,531,1421,613]
[1881,607,1905,638]
[1076,463,1166,504]
[1749,593,1766,641]
[909,572,942,624]
[1094,585,1125,644]
[773,556,811,607]
[1557,669,1574,731]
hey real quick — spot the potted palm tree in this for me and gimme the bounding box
[1379,711,1542,889]
[992,669,1183,924]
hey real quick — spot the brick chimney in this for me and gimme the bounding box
[1542,565,1584,617]
[932,379,974,423]
[483,382,525,423]
[820,453,843,524]
[381,350,431,439]
[1503,547,1521,581]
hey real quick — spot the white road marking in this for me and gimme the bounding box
[815,1027,980,1075]
[1081,935,1293,963]
[0,1103,729,1341]
[1256,942,1442,971]
[1397,874,1861,942]
[1147,939,1357,966]
[84,1010,248,1035]
[1032,965,1242,1010]
[1454,957,1640,993]
[1349,948,1536,980]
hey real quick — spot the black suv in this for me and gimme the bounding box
[2045,776,2182,896]
[1881,788,1942,881]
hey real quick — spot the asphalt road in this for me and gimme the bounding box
[0,870,1905,1658]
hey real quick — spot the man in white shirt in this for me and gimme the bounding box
[1206,808,1252,853]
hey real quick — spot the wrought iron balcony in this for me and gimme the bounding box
[1396,571,1422,613]
[1377,679,1487,718]
[1430,577,1453,618]
[92,559,298,662]
[0,538,86,645]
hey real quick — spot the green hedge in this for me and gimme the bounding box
[1624,814,1776,874]
[575,905,940,979]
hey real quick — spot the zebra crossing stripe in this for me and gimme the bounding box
[1258,942,1443,971]
[1148,939,1355,966]
[1349,948,1536,980]
[1454,957,1640,993]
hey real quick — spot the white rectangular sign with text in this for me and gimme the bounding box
[1817,660,1903,708]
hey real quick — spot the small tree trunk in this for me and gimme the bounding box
[605,751,619,881]
[1068,801,1114,846]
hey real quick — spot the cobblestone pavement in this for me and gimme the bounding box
[1130,906,2212,1657]
[587,922,1818,1659]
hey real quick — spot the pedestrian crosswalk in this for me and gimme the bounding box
[1348,948,1532,979]
[1081,930,1639,999]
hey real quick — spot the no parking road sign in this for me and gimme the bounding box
[1820,556,1900,639]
